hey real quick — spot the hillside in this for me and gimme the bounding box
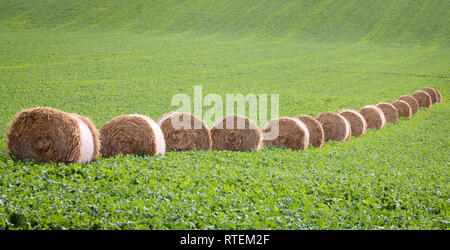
[0,0,449,45]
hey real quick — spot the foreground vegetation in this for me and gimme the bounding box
[0,0,449,229]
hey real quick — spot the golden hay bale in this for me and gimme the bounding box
[157,112,211,152]
[359,105,386,130]
[262,117,310,151]
[397,95,419,114]
[419,87,438,103]
[69,113,100,161]
[412,90,432,108]
[433,88,442,103]
[210,114,263,152]
[391,100,412,118]
[99,114,165,158]
[327,111,352,141]
[376,102,399,124]
[342,115,352,141]
[7,107,99,164]
[316,112,351,141]
[293,115,324,148]
[337,109,367,137]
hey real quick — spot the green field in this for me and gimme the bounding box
[0,0,449,229]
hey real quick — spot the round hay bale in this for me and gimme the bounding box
[99,114,165,158]
[69,113,100,161]
[397,95,419,114]
[262,117,310,151]
[293,115,324,148]
[7,107,99,164]
[419,87,438,103]
[412,90,432,108]
[316,112,351,141]
[157,112,211,152]
[210,114,263,152]
[391,100,412,118]
[337,109,367,137]
[359,105,386,130]
[342,116,352,141]
[375,102,399,124]
[433,88,442,103]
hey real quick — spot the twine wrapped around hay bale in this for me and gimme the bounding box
[359,105,386,130]
[398,95,419,114]
[391,100,412,118]
[419,87,438,104]
[262,117,310,151]
[7,107,99,164]
[376,102,399,124]
[99,114,165,158]
[337,109,367,137]
[316,112,351,141]
[293,115,324,148]
[412,90,432,108]
[210,114,263,152]
[157,112,211,152]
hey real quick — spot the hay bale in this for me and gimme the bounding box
[337,109,367,137]
[376,102,399,124]
[359,105,386,130]
[293,115,324,148]
[412,90,432,108]
[433,88,442,103]
[157,112,211,152]
[419,87,438,103]
[262,117,310,151]
[342,116,352,141]
[69,113,100,161]
[210,114,263,152]
[99,114,165,158]
[7,107,99,164]
[397,95,419,114]
[391,100,412,118]
[316,112,351,141]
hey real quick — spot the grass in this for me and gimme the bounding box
[0,0,449,229]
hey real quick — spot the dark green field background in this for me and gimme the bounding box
[0,0,448,229]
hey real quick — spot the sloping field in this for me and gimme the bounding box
[0,0,449,229]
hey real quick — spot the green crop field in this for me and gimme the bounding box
[0,0,449,229]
